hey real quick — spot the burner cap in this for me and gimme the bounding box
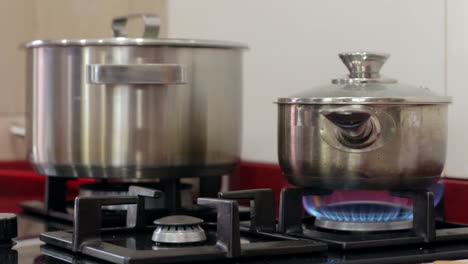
[154,215,204,226]
[152,215,207,244]
[314,218,412,232]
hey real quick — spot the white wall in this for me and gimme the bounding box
[446,0,468,178]
[0,0,34,160]
[167,1,449,164]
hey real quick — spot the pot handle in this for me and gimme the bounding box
[87,64,187,85]
[112,14,160,38]
[9,124,25,137]
[320,107,378,148]
[319,108,372,131]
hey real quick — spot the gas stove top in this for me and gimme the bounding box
[7,186,468,264]
[9,216,468,264]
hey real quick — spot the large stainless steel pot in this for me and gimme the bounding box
[277,52,451,190]
[25,14,247,179]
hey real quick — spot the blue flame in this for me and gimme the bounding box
[303,198,413,222]
[303,189,413,222]
[432,182,444,206]
[303,183,444,222]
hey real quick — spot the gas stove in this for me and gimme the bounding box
[7,185,468,264]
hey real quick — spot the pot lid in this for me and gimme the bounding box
[277,52,451,105]
[25,14,247,49]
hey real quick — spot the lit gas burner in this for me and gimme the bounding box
[311,201,412,231]
[302,184,444,232]
[152,215,207,244]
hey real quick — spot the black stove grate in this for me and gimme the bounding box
[276,187,468,249]
[19,177,250,225]
[40,187,326,264]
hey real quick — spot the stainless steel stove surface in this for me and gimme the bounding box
[9,187,468,264]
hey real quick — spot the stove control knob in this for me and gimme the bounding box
[0,214,17,243]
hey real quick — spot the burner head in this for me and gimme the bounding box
[302,184,444,232]
[309,201,413,232]
[314,217,412,232]
[304,197,415,232]
[152,215,207,244]
[302,190,421,232]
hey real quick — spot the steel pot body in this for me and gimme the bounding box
[26,43,244,179]
[277,52,450,190]
[277,103,448,190]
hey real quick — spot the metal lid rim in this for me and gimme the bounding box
[23,38,248,49]
[275,96,452,105]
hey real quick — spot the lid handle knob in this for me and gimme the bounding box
[112,14,160,38]
[339,52,389,79]
[332,52,397,84]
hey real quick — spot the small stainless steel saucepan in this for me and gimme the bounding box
[277,52,451,190]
